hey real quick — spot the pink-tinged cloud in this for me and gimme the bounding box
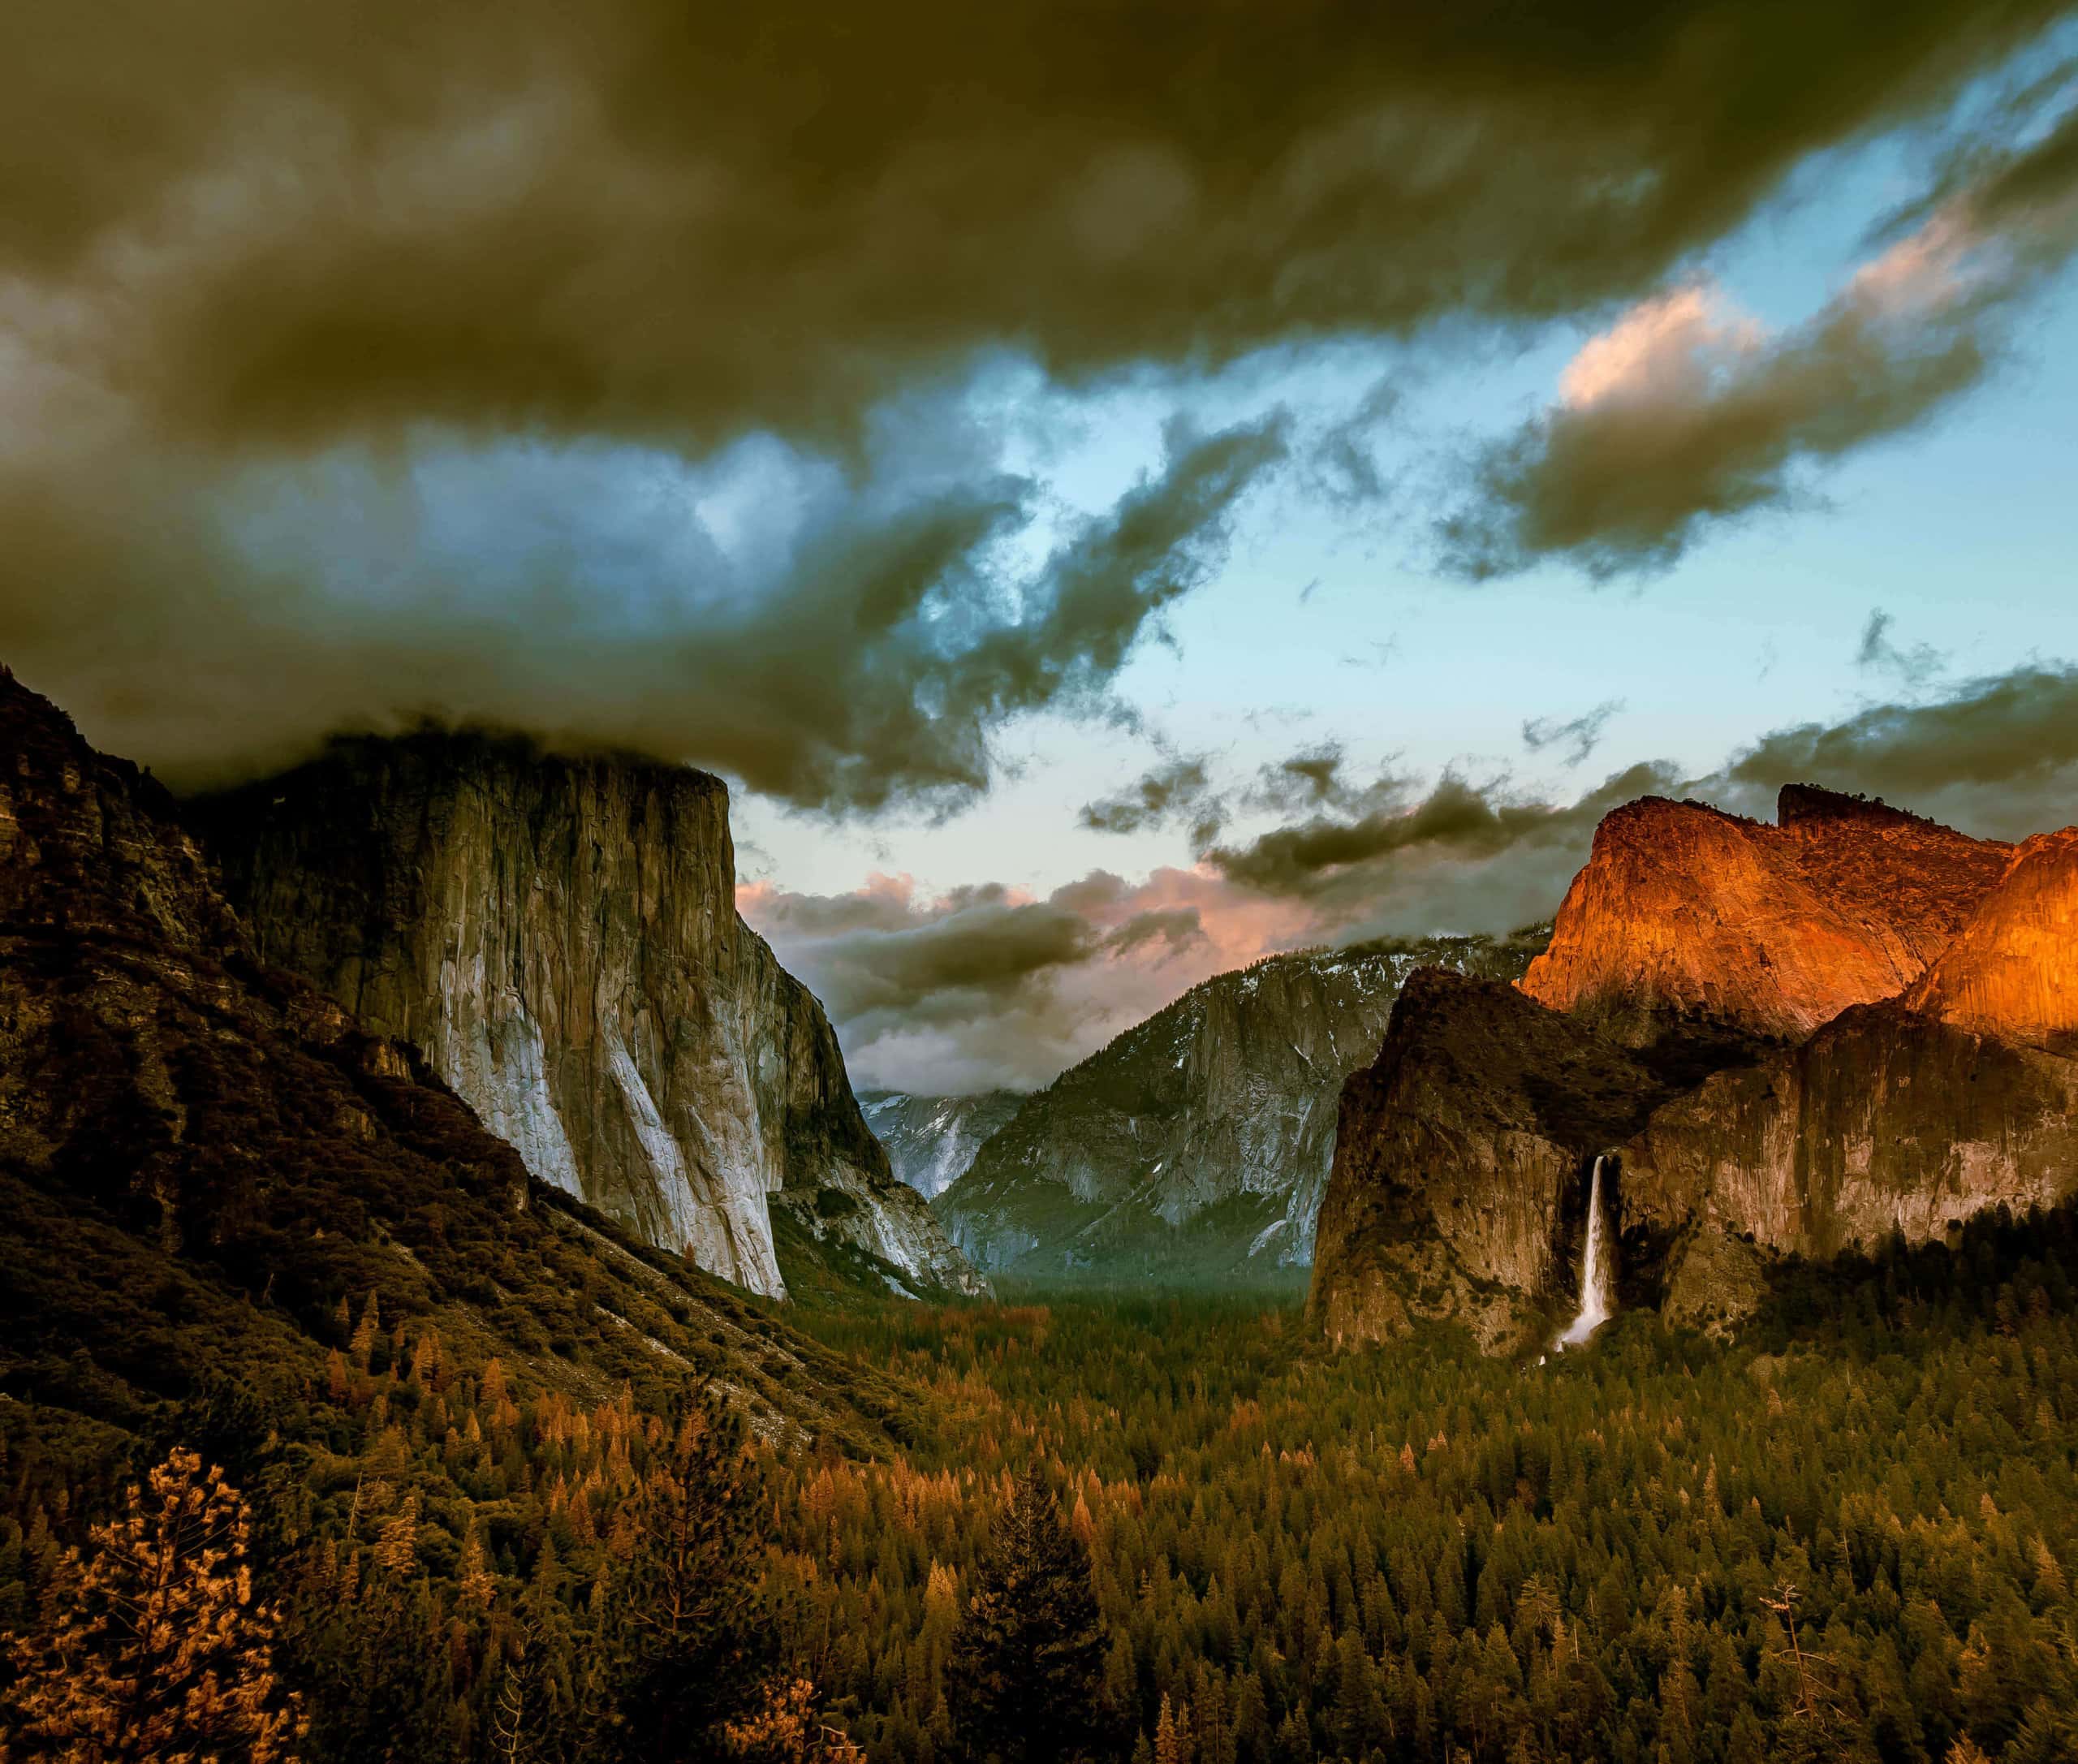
[739,865,1318,1093]
[1442,95,2078,580]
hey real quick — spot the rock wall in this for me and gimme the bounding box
[194,733,982,1300]
[861,1091,1025,1199]
[1905,828,2078,1052]
[1520,787,2008,1050]
[1315,783,2078,1349]
[1623,1002,2078,1280]
[937,931,1549,1279]
[1308,970,1677,1351]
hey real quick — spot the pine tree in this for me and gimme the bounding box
[948,1467,1113,1764]
[1153,1692,1189,1764]
[605,1396,770,1762]
[2,1447,305,1762]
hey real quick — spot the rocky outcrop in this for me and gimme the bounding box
[862,1090,1025,1199]
[1624,1002,2078,1292]
[1309,970,1679,1351]
[1520,787,2008,1053]
[936,930,1550,1280]
[1315,783,2078,1349]
[1904,829,2078,1052]
[0,666,905,1449]
[192,734,983,1301]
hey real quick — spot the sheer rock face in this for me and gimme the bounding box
[935,933,1548,1280]
[0,666,915,1449]
[1623,1003,2078,1269]
[1520,787,2009,1049]
[1904,829,2078,1054]
[861,1091,1025,1200]
[1316,782,2078,1349]
[194,735,983,1300]
[1308,970,1677,1352]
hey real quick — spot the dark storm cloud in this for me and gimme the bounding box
[1080,757,1219,836]
[1439,94,2078,579]
[6,1,2062,451]
[1698,662,2078,837]
[1523,699,1625,766]
[0,407,1286,812]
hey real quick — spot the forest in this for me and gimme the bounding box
[6,1203,2078,1763]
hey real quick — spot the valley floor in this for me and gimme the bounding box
[776,1215,2078,1763]
[6,1209,2077,1762]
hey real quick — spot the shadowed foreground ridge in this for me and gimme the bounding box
[1314,783,2078,1349]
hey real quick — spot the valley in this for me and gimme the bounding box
[3,665,2076,1763]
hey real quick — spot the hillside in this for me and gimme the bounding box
[933,928,1550,1282]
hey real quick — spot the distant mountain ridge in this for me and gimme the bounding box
[933,928,1551,1281]
[862,1089,1025,1198]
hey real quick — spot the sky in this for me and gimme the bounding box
[5,2,2078,1094]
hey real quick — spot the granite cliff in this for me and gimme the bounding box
[1520,788,2009,1055]
[193,734,984,1302]
[862,1089,1025,1199]
[0,666,904,1450]
[1313,786,2078,1349]
[935,929,1550,1281]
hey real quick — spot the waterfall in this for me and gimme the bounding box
[1558,1156,1614,1348]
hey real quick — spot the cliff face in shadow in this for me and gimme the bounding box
[1313,786,2078,1350]
[1308,970,1679,1351]
[194,734,983,1301]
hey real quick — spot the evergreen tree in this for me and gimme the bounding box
[603,1397,770,1763]
[948,1468,1112,1764]
[2,1448,305,1763]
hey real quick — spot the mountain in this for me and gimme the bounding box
[1312,785,2078,1350]
[191,731,984,1303]
[0,666,908,1460]
[1310,967,1679,1350]
[861,1089,1026,1198]
[933,929,1550,1282]
[1520,787,2009,1059]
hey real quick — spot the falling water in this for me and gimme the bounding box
[1557,1155,1614,1349]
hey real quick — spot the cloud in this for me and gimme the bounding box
[1697,661,2078,837]
[3,2,2055,455]
[1440,94,2078,578]
[741,868,1310,1093]
[752,658,2078,1090]
[1854,606,1950,686]
[1523,698,1625,766]
[0,5,2066,805]
[1202,762,1680,932]
[1079,756,1220,836]
[0,389,1286,811]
